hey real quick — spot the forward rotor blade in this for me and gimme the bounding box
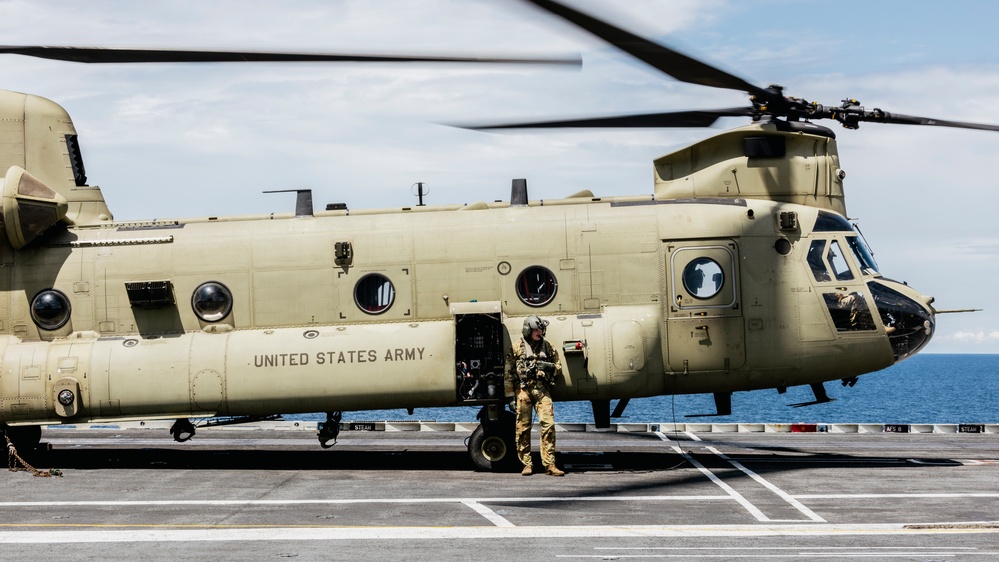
[467,107,754,129]
[864,110,999,132]
[0,45,580,66]
[523,0,770,98]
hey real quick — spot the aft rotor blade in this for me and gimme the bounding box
[0,45,581,66]
[523,0,770,98]
[865,110,999,132]
[468,107,755,129]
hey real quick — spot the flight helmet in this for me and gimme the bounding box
[522,315,548,338]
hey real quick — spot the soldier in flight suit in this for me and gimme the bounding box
[505,315,565,476]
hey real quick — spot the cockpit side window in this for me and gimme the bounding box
[822,291,877,331]
[807,240,831,282]
[827,240,854,281]
[847,236,879,276]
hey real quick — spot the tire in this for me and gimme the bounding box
[468,421,518,472]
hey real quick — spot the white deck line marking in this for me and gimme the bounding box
[795,493,999,499]
[655,431,769,522]
[684,431,826,523]
[1,523,998,543]
[460,500,515,527]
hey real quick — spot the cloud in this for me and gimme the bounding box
[952,238,999,258]
[949,331,999,344]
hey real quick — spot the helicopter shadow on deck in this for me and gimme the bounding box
[16,432,963,479]
[22,443,676,473]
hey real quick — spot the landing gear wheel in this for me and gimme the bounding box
[170,418,196,442]
[317,411,342,449]
[468,421,518,472]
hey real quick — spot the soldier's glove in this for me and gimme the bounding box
[507,397,517,412]
[536,361,556,382]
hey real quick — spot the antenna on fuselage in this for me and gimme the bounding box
[263,189,313,217]
[411,182,429,206]
[511,178,528,206]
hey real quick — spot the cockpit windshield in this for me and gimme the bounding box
[846,237,879,276]
[811,211,880,277]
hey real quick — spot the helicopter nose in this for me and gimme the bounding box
[868,280,935,363]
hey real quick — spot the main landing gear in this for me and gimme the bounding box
[317,411,343,448]
[467,404,518,472]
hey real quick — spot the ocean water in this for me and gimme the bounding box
[287,354,998,425]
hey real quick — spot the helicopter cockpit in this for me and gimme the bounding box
[807,211,934,363]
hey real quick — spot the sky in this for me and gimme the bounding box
[1,0,997,354]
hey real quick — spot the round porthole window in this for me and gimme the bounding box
[682,258,724,299]
[354,273,395,314]
[515,266,558,307]
[191,281,233,322]
[31,289,71,330]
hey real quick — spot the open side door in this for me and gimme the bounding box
[663,240,746,373]
[450,301,506,404]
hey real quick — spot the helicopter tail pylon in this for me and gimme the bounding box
[0,90,113,229]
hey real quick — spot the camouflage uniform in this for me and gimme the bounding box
[505,336,562,471]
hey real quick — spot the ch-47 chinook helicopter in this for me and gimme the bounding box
[0,0,994,472]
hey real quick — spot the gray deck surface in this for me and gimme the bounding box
[2,425,997,560]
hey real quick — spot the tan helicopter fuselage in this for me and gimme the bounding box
[0,91,934,426]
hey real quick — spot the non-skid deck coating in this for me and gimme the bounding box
[2,424,998,560]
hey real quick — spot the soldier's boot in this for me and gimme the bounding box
[521,464,533,476]
[545,466,565,477]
